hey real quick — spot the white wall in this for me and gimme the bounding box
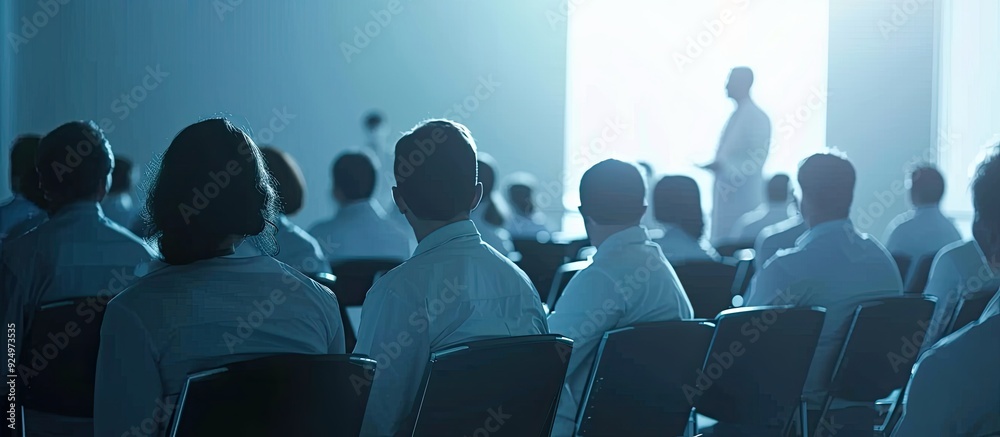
[3,0,568,229]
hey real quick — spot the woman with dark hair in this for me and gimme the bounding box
[471,153,513,255]
[94,118,345,437]
[651,175,720,264]
[260,146,329,274]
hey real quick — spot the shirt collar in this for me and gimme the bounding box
[412,220,480,257]
[54,201,103,218]
[798,218,853,246]
[594,226,650,259]
[913,205,941,215]
[337,199,382,218]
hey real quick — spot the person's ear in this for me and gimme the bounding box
[391,186,408,215]
[470,182,484,212]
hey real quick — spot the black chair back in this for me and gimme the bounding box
[330,259,401,306]
[904,255,934,294]
[694,306,826,433]
[512,239,572,302]
[168,354,377,437]
[19,298,106,417]
[731,257,756,297]
[672,261,739,318]
[947,288,999,335]
[405,335,573,437]
[891,254,911,285]
[546,260,592,310]
[716,240,755,258]
[576,320,716,436]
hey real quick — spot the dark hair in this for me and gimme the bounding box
[508,184,534,215]
[394,119,478,221]
[653,175,706,240]
[261,147,306,215]
[10,135,41,192]
[797,153,856,216]
[36,121,114,202]
[477,155,506,227]
[109,156,133,194]
[909,165,945,206]
[144,118,277,265]
[580,159,646,225]
[767,174,791,203]
[972,145,1000,260]
[333,152,376,202]
[363,111,384,131]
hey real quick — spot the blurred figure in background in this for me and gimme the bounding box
[0,135,47,240]
[504,172,550,239]
[101,156,138,229]
[260,146,329,275]
[309,151,412,263]
[637,161,658,229]
[882,165,962,262]
[472,153,514,255]
[651,175,720,264]
[728,174,795,244]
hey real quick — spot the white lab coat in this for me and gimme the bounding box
[93,248,345,437]
[882,206,962,262]
[547,226,694,436]
[353,220,548,436]
[921,240,1000,350]
[274,215,329,275]
[652,224,720,265]
[728,202,794,244]
[747,219,902,408]
[308,199,413,264]
[754,216,808,269]
[710,100,772,245]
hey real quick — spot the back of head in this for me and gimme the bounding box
[262,147,306,215]
[10,134,41,193]
[972,145,1000,261]
[146,118,277,264]
[767,174,791,203]
[579,159,647,226]
[727,66,755,99]
[909,165,945,206]
[333,152,377,203]
[653,175,705,239]
[394,119,478,221]
[109,156,133,194]
[797,153,856,222]
[37,121,114,206]
[363,111,384,132]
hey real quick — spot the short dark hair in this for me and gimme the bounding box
[653,175,706,240]
[109,156,133,194]
[363,111,384,131]
[333,152,377,202]
[37,121,114,201]
[767,174,791,203]
[972,146,1000,235]
[909,165,945,206]
[9,134,41,192]
[797,153,856,216]
[580,159,646,225]
[394,119,478,221]
[262,147,307,215]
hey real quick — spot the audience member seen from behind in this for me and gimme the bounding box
[308,151,413,264]
[893,147,1000,437]
[728,174,796,244]
[882,165,962,268]
[548,159,693,436]
[353,119,548,436]
[1,121,156,436]
[651,175,721,264]
[260,147,329,275]
[101,156,139,229]
[745,152,902,434]
[471,154,514,255]
[94,118,345,437]
[0,135,47,240]
[504,173,550,239]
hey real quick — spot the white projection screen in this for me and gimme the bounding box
[562,0,829,237]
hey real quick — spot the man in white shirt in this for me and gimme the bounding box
[754,215,808,270]
[728,174,795,244]
[309,151,413,264]
[1,121,156,436]
[260,147,329,275]
[702,67,773,245]
[882,165,962,265]
[747,153,902,433]
[353,119,548,436]
[548,159,693,436]
[0,135,46,240]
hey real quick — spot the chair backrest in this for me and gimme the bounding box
[19,297,106,417]
[904,255,934,294]
[731,257,756,297]
[694,306,826,432]
[576,320,716,436]
[168,354,377,437]
[405,335,573,437]
[546,259,592,310]
[512,239,572,302]
[826,296,937,402]
[715,240,755,258]
[947,288,999,335]
[891,253,911,284]
[672,261,739,318]
[329,259,402,306]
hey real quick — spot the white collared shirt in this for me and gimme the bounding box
[652,224,720,265]
[747,219,902,407]
[754,216,808,269]
[94,250,345,437]
[548,226,693,436]
[308,199,413,264]
[274,215,329,274]
[921,240,1000,349]
[894,311,1000,436]
[353,220,548,436]
[882,206,962,262]
[729,202,794,243]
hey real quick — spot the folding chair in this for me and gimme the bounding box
[946,288,999,336]
[512,239,573,302]
[672,261,739,318]
[402,335,573,436]
[329,259,402,306]
[903,255,934,294]
[546,259,592,310]
[575,320,716,436]
[168,354,377,437]
[891,254,911,285]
